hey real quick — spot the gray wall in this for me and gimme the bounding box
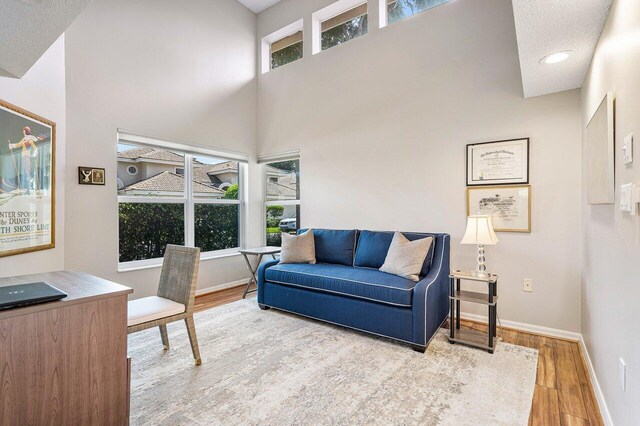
[581,0,639,422]
[257,0,583,332]
[64,0,260,297]
[0,36,66,277]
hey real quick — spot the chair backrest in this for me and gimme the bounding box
[157,245,201,312]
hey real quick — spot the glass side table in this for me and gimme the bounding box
[448,270,498,354]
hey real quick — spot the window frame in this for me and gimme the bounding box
[260,152,301,246]
[312,0,368,54]
[261,19,304,74]
[117,132,247,271]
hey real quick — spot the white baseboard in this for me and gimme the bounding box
[458,312,582,341]
[195,278,250,296]
[579,336,614,426]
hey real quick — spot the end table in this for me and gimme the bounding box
[448,270,498,353]
[239,247,281,298]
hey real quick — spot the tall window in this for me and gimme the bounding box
[264,158,300,247]
[117,137,244,266]
[385,0,450,26]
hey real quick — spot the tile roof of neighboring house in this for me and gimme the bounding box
[118,147,184,163]
[267,181,297,198]
[192,162,238,186]
[122,171,224,194]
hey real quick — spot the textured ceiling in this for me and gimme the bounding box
[512,0,612,98]
[236,0,282,14]
[0,0,92,78]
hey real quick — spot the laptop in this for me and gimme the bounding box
[0,282,67,311]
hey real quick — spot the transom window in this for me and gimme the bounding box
[384,0,450,26]
[117,134,246,267]
[321,3,368,51]
[262,19,304,73]
[271,31,303,70]
[313,0,368,54]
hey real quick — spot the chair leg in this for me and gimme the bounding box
[159,324,170,350]
[184,315,202,366]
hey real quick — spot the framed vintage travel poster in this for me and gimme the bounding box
[0,100,56,257]
[467,185,531,232]
[466,138,529,186]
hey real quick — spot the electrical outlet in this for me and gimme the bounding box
[523,278,533,292]
[619,358,627,391]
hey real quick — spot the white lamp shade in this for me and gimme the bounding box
[460,215,499,246]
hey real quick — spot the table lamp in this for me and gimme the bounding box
[461,215,499,277]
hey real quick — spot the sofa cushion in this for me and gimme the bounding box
[298,229,357,266]
[354,230,436,277]
[127,296,185,327]
[280,230,316,264]
[264,263,416,307]
[380,232,433,282]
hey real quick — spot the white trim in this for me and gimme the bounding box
[118,129,249,163]
[118,249,241,272]
[579,336,614,426]
[195,278,250,296]
[458,312,582,341]
[126,165,139,175]
[257,150,300,164]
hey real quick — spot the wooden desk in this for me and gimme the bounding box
[0,271,133,425]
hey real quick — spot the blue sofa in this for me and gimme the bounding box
[257,229,450,352]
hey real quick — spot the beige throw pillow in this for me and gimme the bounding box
[380,232,433,282]
[279,230,316,264]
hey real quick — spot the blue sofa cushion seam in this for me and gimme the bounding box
[265,279,413,307]
[267,267,417,291]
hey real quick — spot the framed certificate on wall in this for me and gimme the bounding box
[467,185,531,233]
[466,138,529,186]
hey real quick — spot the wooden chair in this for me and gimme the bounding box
[127,245,202,365]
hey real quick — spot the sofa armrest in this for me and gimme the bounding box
[257,259,280,303]
[412,234,450,346]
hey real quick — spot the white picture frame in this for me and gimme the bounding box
[586,92,615,205]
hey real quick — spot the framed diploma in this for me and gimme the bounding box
[467,185,531,233]
[0,99,55,257]
[466,138,529,186]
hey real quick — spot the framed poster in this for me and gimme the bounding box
[0,99,55,257]
[467,185,531,233]
[466,138,529,186]
[586,92,615,204]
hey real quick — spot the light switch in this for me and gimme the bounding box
[621,183,640,215]
[623,133,633,165]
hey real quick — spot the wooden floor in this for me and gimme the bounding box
[195,285,603,425]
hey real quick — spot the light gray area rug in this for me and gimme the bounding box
[129,299,537,425]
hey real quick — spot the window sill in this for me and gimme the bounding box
[118,249,242,273]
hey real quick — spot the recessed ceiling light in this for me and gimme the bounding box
[540,51,572,64]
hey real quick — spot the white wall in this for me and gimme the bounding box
[257,0,583,331]
[0,36,66,277]
[64,0,260,298]
[581,0,640,423]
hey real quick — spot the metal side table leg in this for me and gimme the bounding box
[242,253,263,299]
